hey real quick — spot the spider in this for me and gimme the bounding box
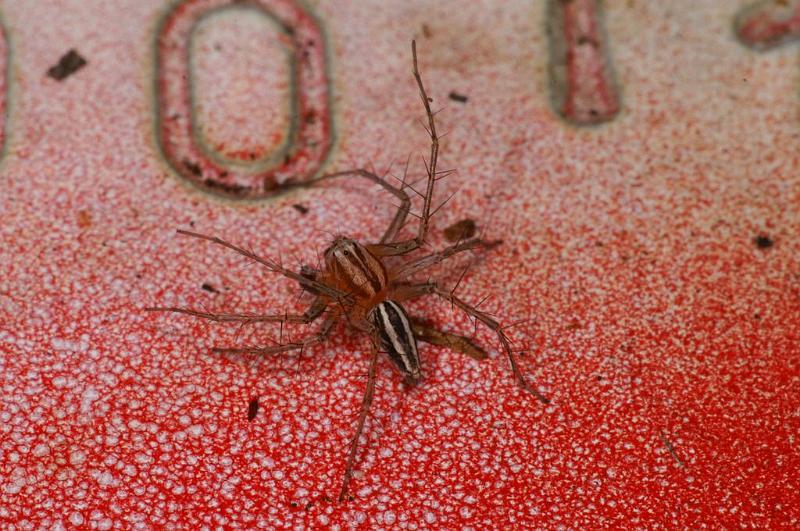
[147,40,548,502]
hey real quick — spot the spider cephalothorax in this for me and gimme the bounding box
[322,236,388,305]
[147,40,548,502]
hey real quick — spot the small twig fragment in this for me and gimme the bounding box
[660,431,685,467]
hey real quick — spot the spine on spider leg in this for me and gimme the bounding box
[368,301,421,383]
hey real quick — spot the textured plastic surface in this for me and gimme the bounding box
[1,1,799,528]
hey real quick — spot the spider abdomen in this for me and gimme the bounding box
[369,300,421,382]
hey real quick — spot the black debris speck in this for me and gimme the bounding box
[183,159,202,177]
[448,91,469,103]
[247,397,259,421]
[47,49,87,81]
[292,204,309,215]
[754,234,774,249]
[201,283,218,293]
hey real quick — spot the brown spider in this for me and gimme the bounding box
[147,41,548,502]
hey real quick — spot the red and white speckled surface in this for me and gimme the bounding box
[2,0,799,528]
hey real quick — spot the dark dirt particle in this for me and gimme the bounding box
[280,22,296,36]
[292,204,309,215]
[754,234,774,249]
[448,91,469,103]
[202,177,248,195]
[444,218,477,242]
[183,159,202,177]
[201,283,218,293]
[247,397,259,421]
[47,49,87,81]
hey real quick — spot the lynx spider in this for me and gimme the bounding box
[147,41,548,502]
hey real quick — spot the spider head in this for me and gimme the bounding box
[323,236,360,262]
[322,237,368,276]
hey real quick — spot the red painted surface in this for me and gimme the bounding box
[736,0,800,50]
[1,1,799,528]
[548,0,619,124]
[0,22,7,152]
[156,0,332,198]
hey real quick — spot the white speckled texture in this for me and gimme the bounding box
[0,0,798,528]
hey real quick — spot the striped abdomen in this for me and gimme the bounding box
[324,237,388,301]
[369,300,421,382]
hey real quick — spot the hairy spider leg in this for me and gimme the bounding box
[296,40,442,258]
[393,237,502,280]
[368,39,441,255]
[391,282,549,404]
[339,338,380,502]
[145,295,328,326]
[174,230,350,302]
[411,320,488,361]
[302,168,411,247]
[213,317,336,356]
[409,39,439,249]
[339,310,487,502]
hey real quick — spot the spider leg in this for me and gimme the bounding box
[393,237,501,280]
[392,282,549,404]
[175,230,348,302]
[411,320,487,361]
[369,41,441,256]
[298,42,441,258]
[145,296,328,325]
[300,168,411,247]
[339,337,380,502]
[212,316,336,355]
[410,40,438,249]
